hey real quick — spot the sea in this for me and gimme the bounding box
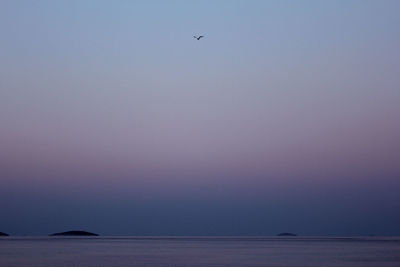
[1,236,399,266]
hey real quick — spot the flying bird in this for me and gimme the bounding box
[194,35,204,40]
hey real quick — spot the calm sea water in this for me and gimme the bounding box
[1,236,399,266]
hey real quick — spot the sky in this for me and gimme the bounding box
[1,0,400,236]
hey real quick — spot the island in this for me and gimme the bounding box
[0,232,9,236]
[49,231,98,236]
[277,233,297,236]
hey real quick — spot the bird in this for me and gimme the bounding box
[194,35,204,40]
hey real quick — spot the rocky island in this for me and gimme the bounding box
[277,233,297,236]
[49,231,98,236]
[0,232,9,236]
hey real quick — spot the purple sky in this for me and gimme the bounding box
[1,0,400,235]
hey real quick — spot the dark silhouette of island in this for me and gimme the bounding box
[0,232,9,236]
[277,232,297,236]
[49,231,98,236]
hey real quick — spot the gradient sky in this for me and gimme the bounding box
[1,0,400,236]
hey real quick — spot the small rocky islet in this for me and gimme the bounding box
[277,233,297,236]
[49,231,98,236]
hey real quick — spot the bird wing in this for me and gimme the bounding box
[199,36,204,39]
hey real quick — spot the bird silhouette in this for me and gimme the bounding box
[194,35,204,40]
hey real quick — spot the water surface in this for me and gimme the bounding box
[1,236,399,266]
